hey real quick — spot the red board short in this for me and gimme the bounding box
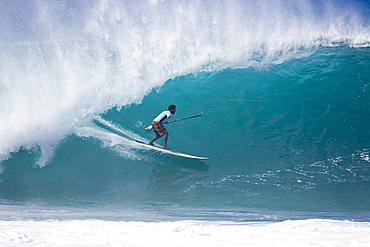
[152,121,168,136]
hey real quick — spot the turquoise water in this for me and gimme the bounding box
[0,0,370,221]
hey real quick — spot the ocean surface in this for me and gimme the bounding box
[1,0,370,246]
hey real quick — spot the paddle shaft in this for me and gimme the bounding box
[144,114,202,130]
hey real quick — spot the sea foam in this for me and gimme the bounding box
[0,219,369,247]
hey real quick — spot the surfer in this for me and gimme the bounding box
[149,105,176,149]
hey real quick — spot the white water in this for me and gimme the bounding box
[0,219,369,247]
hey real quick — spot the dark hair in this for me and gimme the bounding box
[168,104,176,110]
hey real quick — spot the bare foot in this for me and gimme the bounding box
[148,142,154,146]
[163,146,170,150]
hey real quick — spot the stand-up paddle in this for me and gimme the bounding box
[144,114,203,130]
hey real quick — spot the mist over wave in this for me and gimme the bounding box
[0,0,369,167]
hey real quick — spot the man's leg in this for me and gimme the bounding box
[163,133,169,149]
[149,134,161,145]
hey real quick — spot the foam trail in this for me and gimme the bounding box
[92,115,145,142]
[76,116,153,160]
[74,125,145,160]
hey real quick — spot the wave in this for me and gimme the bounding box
[0,0,370,167]
[1,45,370,214]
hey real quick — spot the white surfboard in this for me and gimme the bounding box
[134,141,209,160]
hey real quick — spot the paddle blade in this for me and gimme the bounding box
[144,124,153,130]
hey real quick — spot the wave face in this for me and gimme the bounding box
[1,0,370,220]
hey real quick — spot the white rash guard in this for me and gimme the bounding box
[153,110,173,124]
